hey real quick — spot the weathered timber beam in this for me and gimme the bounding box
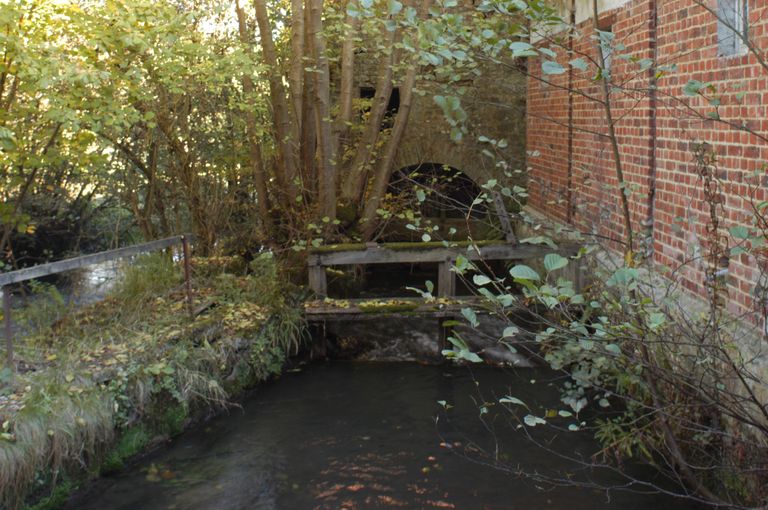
[491,191,517,245]
[0,235,191,287]
[307,242,580,267]
[308,265,328,298]
[437,258,456,297]
[304,297,486,321]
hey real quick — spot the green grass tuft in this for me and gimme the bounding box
[24,480,76,510]
[100,426,151,475]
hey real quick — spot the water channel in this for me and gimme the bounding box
[65,362,692,510]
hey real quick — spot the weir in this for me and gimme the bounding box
[304,239,583,357]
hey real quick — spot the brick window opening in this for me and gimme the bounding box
[717,0,748,57]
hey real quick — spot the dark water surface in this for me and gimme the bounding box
[67,362,687,510]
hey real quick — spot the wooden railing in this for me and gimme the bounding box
[2,235,194,375]
[307,241,582,298]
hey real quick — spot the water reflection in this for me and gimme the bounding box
[64,259,122,306]
[66,363,693,510]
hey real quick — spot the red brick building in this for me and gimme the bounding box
[526,0,767,325]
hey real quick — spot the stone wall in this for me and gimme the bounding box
[349,49,527,189]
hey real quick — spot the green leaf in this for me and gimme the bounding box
[500,396,527,407]
[473,274,492,286]
[346,2,361,16]
[606,267,638,287]
[458,350,483,363]
[509,264,541,281]
[729,225,750,239]
[387,0,403,14]
[569,58,588,71]
[523,415,546,427]
[646,312,666,331]
[510,41,533,52]
[461,307,478,327]
[542,60,565,75]
[510,41,537,57]
[502,326,519,338]
[454,254,469,272]
[637,58,654,71]
[543,253,568,272]
[683,80,705,96]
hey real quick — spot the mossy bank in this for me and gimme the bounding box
[0,253,305,510]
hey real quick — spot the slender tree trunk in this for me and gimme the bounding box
[341,29,397,205]
[289,0,305,133]
[592,0,723,502]
[236,0,273,233]
[253,0,300,199]
[307,0,336,221]
[360,49,418,239]
[300,0,316,196]
[362,65,416,240]
[591,0,633,260]
[301,65,317,196]
[334,0,359,156]
[360,0,431,238]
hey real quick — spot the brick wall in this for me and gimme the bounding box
[527,0,767,323]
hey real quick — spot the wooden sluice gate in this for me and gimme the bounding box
[303,240,582,357]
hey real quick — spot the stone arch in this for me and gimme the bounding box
[387,162,488,220]
[392,137,494,188]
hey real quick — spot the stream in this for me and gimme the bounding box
[65,362,693,510]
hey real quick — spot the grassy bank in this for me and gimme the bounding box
[0,253,304,509]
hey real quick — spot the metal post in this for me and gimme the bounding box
[3,286,14,377]
[181,236,193,317]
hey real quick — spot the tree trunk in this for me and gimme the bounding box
[300,1,316,196]
[236,0,273,233]
[592,0,633,259]
[360,56,418,239]
[307,0,336,221]
[334,0,359,156]
[253,0,300,199]
[289,0,305,133]
[341,29,397,205]
[360,0,430,239]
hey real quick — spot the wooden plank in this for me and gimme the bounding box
[3,286,13,376]
[0,235,189,287]
[491,191,517,244]
[304,297,485,321]
[307,265,328,297]
[308,242,579,267]
[437,259,455,297]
